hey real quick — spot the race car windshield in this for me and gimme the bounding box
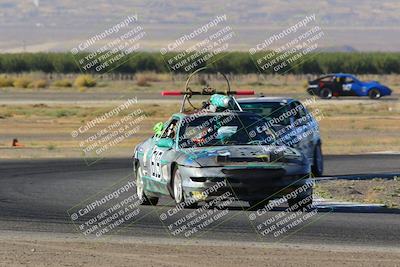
[178,113,276,148]
[239,102,291,126]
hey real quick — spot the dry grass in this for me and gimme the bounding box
[74,75,96,88]
[3,73,399,99]
[0,75,14,87]
[28,79,48,88]
[53,79,72,87]
[315,178,400,208]
[13,77,32,88]
[136,71,171,82]
[136,75,150,87]
[311,101,400,154]
[135,72,172,86]
[4,73,51,89]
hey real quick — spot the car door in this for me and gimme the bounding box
[290,101,314,160]
[149,118,179,183]
[145,118,179,194]
[342,76,359,96]
[332,75,343,95]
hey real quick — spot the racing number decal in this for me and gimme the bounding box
[150,148,164,180]
[342,84,352,91]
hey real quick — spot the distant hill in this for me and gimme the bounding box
[1,0,399,52]
[318,45,358,52]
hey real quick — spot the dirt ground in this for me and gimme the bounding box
[0,232,399,267]
[315,178,400,208]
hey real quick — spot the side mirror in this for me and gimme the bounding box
[153,122,164,137]
[156,138,174,149]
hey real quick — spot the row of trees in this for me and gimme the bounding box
[0,52,399,74]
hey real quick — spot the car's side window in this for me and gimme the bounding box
[291,101,307,120]
[161,119,179,139]
[345,77,354,84]
[320,76,333,82]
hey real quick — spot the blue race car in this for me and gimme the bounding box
[307,73,392,99]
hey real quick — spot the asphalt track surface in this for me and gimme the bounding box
[0,154,399,247]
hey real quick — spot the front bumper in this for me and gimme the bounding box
[179,164,311,202]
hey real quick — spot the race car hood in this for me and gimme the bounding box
[178,145,304,167]
[363,81,392,94]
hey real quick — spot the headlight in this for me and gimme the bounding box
[283,147,302,158]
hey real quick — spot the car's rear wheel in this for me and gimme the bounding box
[319,88,332,99]
[172,167,198,209]
[368,88,381,99]
[136,166,158,206]
[311,143,324,177]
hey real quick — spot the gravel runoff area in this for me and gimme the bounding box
[1,231,400,267]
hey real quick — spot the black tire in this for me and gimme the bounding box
[248,199,270,211]
[287,194,313,212]
[368,88,381,99]
[319,88,332,99]
[136,166,159,206]
[185,202,199,209]
[306,88,315,96]
[172,167,198,209]
[311,143,324,177]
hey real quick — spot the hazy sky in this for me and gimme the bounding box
[1,0,399,52]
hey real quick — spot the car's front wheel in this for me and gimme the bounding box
[368,88,381,99]
[172,167,198,208]
[319,88,332,99]
[173,168,184,204]
[311,143,324,177]
[136,166,158,206]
